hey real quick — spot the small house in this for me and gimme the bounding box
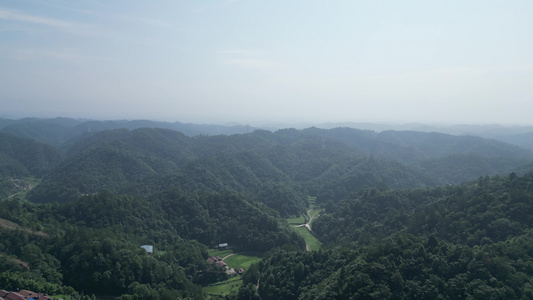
[5,292,25,300]
[216,261,227,268]
[141,245,153,255]
[226,268,236,276]
[17,290,36,299]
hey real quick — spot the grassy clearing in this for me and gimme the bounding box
[308,196,317,207]
[286,215,306,225]
[309,209,321,219]
[207,249,232,258]
[284,196,323,251]
[26,176,42,188]
[294,226,322,251]
[224,253,261,270]
[204,276,242,297]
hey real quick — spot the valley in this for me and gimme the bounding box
[0,118,532,299]
[290,197,322,251]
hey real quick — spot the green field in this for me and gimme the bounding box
[207,248,232,258]
[294,226,322,251]
[204,276,242,297]
[285,196,322,251]
[286,214,306,225]
[224,253,261,270]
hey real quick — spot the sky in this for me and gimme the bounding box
[1,0,533,125]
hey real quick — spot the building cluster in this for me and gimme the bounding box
[0,289,57,300]
[11,179,30,191]
[206,255,245,276]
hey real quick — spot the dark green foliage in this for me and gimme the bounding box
[256,183,308,217]
[153,189,305,251]
[313,172,533,246]
[26,126,531,205]
[51,228,202,297]
[254,232,533,299]
[246,173,533,299]
[0,187,303,297]
[28,128,194,202]
[312,157,435,203]
[237,282,260,300]
[2,122,533,299]
[417,153,528,185]
[0,132,62,178]
[0,195,208,298]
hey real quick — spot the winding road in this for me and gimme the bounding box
[294,209,316,231]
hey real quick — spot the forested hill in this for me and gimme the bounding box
[249,172,533,300]
[0,132,62,178]
[0,188,303,299]
[1,122,532,299]
[298,127,531,163]
[314,172,533,246]
[25,126,532,207]
[0,132,62,199]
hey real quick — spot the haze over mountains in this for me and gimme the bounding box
[2,117,533,150]
[0,116,531,209]
[2,0,533,297]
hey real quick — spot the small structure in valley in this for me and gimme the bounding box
[216,260,227,268]
[226,268,236,276]
[216,243,229,249]
[207,256,223,264]
[141,245,153,255]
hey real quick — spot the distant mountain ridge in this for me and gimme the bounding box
[22,126,532,207]
[3,117,533,150]
[0,117,256,148]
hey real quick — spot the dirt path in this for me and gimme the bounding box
[0,254,30,270]
[291,208,322,252]
[0,218,48,237]
[293,209,316,231]
[221,253,234,261]
[306,209,314,227]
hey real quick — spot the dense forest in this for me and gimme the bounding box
[0,118,532,299]
[250,172,533,299]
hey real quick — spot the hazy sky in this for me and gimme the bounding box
[1,1,533,125]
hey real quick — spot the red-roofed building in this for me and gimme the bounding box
[5,292,25,300]
[17,290,36,299]
[216,260,227,268]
